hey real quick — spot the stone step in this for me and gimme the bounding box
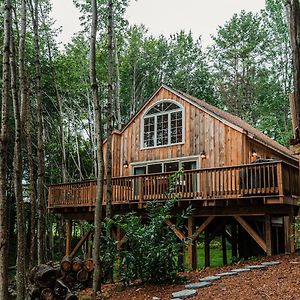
[199,275,221,282]
[215,271,239,277]
[231,268,251,273]
[261,261,280,266]
[246,265,268,270]
[171,289,197,299]
[185,282,211,289]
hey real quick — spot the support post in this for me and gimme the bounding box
[204,229,210,267]
[231,222,238,261]
[265,214,272,256]
[222,229,227,265]
[66,220,71,256]
[284,208,295,254]
[188,217,197,271]
[115,225,121,281]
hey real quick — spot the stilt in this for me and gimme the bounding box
[188,217,197,271]
[115,225,121,281]
[265,214,272,256]
[284,208,295,254]
[204,229,210,268]
[222,229,227,265]
[178,245,185,272]
[231,222,238,261]
[66,219,72,256]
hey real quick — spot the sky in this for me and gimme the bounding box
[50,0,265,48]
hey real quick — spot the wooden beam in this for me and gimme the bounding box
[222,230,227,265]
[117,234,128,249]
[284,208,296,254]
[204,229,210,267]
[187,217,197,271]
[69,229,93,258]
[66,220,72,256]
[231,223,238,260]
[165,219,186,241]
[265,214,272,256]
[190,216,215,242]
[234,216,267,253]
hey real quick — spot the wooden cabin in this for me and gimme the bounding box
[48,84,300,269]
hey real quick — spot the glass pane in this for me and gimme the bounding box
[134,166,146,175]
[170,111,182,144]
[157,114,169,146]
[164,162,179,172]
[148,164,162,174]
[146,102,180,115]
[182,161,197,170]
[144,116,155,147]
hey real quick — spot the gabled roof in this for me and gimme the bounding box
[121,84,297,161]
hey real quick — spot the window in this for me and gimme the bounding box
[142,101,183,148]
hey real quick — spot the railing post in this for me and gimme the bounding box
[138,177,143,209]
[89,181,94,207]
[48,187,52,208]
[277,162,283,196]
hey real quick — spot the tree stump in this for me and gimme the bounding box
[72,257,83,273]
[61,256,73,273]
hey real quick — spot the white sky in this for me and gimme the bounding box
[50,0,265,48]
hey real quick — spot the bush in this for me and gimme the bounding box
[114,170,192,283]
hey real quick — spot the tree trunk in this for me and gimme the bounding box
[106,0,113,221]
[286,0,300,140]
[0,1,11,298]
[90,0,104,293]
[11,1,26,297]
[25,80,37,270]
[29,0,46,264]
[112,27,122,130]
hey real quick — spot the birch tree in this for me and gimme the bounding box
[90,0,104,292]
[10,0,26,297]
[0,1,11,298]
[29,0,46,264]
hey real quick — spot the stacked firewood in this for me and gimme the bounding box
[28,257,94,299]
[28,264,78,299]
[60,256,94,288]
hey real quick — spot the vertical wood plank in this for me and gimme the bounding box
[188,216,197,271]
[265,214,272,256]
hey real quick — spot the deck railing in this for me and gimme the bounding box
[48,161,299,209]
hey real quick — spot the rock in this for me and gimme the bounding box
[215,271,238,277]
[199,275,221,282]
[261,261,280,266]
[185,282,211,289]
[246,265,267,270]
[152,297,160,300]
[171,289,197,299]
[231,268,251,273]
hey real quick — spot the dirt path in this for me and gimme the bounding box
[104,254,300,300]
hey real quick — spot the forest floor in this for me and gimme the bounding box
[102,254,300,300]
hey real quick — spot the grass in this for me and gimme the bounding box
[185,244,233,270]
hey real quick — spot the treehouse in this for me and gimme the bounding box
[48,84,300,269]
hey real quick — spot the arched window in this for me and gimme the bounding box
[142,101,184,148]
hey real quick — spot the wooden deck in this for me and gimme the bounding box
[48,161,300,213]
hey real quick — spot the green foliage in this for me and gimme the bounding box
[117,201,180,283]
[108,171,192,283]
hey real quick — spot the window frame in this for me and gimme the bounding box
[131,156,200,175]
[141,99,185,149]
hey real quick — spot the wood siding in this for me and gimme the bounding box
[110,88,244,176]
[103,87,297,176]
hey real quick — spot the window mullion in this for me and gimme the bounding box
[168,112,171,145]
[154,115,157,147]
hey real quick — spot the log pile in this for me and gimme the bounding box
[60,256,93,288]
[28,257,94,299]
